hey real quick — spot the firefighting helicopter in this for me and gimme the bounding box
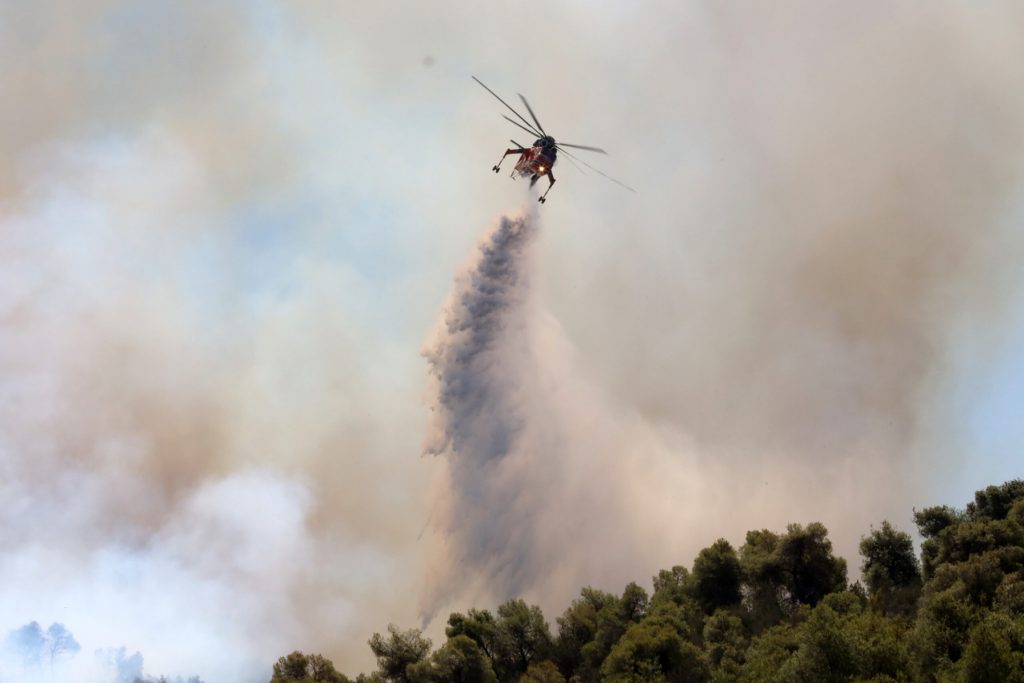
[473,76,635,203]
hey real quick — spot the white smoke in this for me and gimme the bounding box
[0,130,429,682]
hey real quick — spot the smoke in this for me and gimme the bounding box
[422,111,1024,615]
[0,130,430,681]
[3,1,1024,680]
[420,209,710,618]
[420,211,543,612]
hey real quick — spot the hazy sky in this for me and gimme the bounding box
[2,2,1023,681]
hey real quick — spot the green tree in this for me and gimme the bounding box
[994,570,1024,615]
[601,621,710,683]
[959,613,1024,683]
[739,530,788,632]
[493,599,552,681]
[553,587,618,680]
[520,660,565,683]
[409,635,497,683]
[909,480,1024,677]
[776,523,847,608]
[652,567,693,609]
[691,540,743,615]
[580,583,654,679]
[368,625,432,683]
[859,521,922,616]
[913,506,962,539]
[447,609,499,662]
[777,596,859,683]
[1010,498,1024,527]
[271,651,350,683]
[966,480,1024,521]
[649,568,705,646]
[739,524,846,631]
[702,610,747,678]
[736,624,799,683]
[355,674,386,683]
[621,582,651,623]
[776,592,910,683]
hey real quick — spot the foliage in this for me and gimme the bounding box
[691,540,743,615]
[271,478,1024,683]
[601,621,709,683]
[448,609,500,662]
[409,635,497,683]
[369,625,432,683]
[958,612,1024,683]
[3,621,81,669]
[553,584,650,681]
[860,521,922,616]
[702,609,747,679]
[493,599,553,680]
[271,651,352,683]
[520,660,565,683]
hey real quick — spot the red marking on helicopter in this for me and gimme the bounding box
[473,76,635,204]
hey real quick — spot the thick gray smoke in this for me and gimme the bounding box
[419,210,709,618]
[423,213,537,466]
[421,212,542,611]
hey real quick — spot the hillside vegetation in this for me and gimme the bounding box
[272,479,1024,683]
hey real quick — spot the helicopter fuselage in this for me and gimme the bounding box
[474,76,629,203]
[514,138,557,178]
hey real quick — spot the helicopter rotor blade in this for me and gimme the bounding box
[561,154,588,175]
[557,142,608,154]
[556,146,635,193]
[502,114,542,139]
[518,93,546,136]
[472,76,541,141]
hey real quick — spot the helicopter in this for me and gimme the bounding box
[472,76,635,203]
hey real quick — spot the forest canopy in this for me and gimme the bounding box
[271,479,1024,683]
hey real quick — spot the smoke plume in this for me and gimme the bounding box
[420,210,709,618]
[4,2,1024,680]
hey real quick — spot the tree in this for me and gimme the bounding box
[959,614,1024,683]
[601,621,710,683]
[776,523,847,608]
[994,570,1024,615]
[520,660,564,683]
[45,622,80,668]
[369,625,432,683]
[447,609,499,662]
[96,647,146,683]
[736,624,799,683]
[966,480,1024,521]
[409,635,497,683]
[5,621,46,668]
[739,529,790,632]
[691,540,743,615]
[553,587,618,680]
[907,481,1024,678]
[702,610,747,676]
[913,506,962,539]
[739,525,847,631]
[4,621,81,675]
[652,567,693,609]
[620,582,651,624]
[859,521,922,616]
[271,651,350,682]
[575,582,653,679]
[493,599,552,681]
[777,596,860,683]
[1011,498,1024,526]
